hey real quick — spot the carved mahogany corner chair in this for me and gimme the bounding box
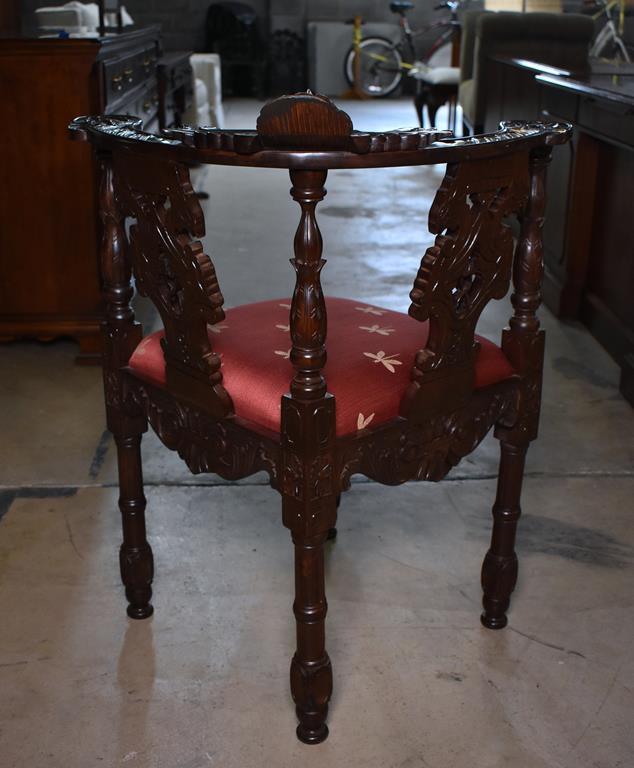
[69,94,570,744]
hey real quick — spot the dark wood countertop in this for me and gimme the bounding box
[487,54,634,108]
[536,70,634,108]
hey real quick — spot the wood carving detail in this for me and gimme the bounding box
[281,453,334,503]
[340,385,516,489]
[185,124,450,154]
[111,150,231,416]
[408,154,530,380]
[70,111,569,161]
[496,149,552,444]
[127,379,278,484]
[288,169,328,401]
[257,92,353,148]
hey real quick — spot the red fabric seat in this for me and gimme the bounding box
[129,298,515,436]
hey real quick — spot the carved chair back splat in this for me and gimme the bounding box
[69,93,570,745]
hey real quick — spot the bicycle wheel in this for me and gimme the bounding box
[344,37,403,97]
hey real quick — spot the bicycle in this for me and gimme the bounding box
[587,0,631,62]
[343,0,465,98]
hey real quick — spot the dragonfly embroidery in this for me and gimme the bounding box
[355,306,385,316]
[363,351,402,373]
[359,324,394,336]
[357,412,375,430]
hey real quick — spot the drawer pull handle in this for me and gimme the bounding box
[111,74,123,90]
[124,67,134,82]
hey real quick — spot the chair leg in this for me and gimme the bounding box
[481,440,528,630]
[413,89,425,128]
[290,531,332,744]
[326,494,342,540]
[115,433,154,620]
[427,98,440,129]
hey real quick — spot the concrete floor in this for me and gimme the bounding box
[1,99,633,768]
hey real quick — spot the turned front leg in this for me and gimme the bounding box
[481,440,527,629]
[115,433,154,619]
[290,532,332,744]
[283,167,335,742]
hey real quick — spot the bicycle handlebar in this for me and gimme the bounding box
[434,1,462,11]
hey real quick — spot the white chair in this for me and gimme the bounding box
[183,53,225,128]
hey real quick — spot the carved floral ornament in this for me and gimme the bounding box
[409,153,530,375]
[121,374,515,494]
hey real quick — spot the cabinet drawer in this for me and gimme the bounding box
[103,44,158,110]
[137,80,160,126]
[578,96,634,147]
[113,79,159,128]
[540,85,578,122]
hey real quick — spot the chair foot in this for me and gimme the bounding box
[120,541,154,619]
[291,653,332,745]
[127,603,154,620]
[296,722,329,745]
[326,526,337,541]
[480,611,507,630]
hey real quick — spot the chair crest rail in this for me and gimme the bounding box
[69,92,569,169]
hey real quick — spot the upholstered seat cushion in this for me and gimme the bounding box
[129,298,515,436]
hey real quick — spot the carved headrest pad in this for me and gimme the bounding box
[255,92,354,149]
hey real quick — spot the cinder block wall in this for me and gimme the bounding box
[271,0,435,34]
[20,0,481,53]
[121,0,439,50]
[21,0,634,54]
[124,0,270,51]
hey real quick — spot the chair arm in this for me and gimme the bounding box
[109,149,232,418]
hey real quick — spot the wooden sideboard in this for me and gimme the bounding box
[481,56,634,405]
[539,69,634,404]
[0,28,192,361]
